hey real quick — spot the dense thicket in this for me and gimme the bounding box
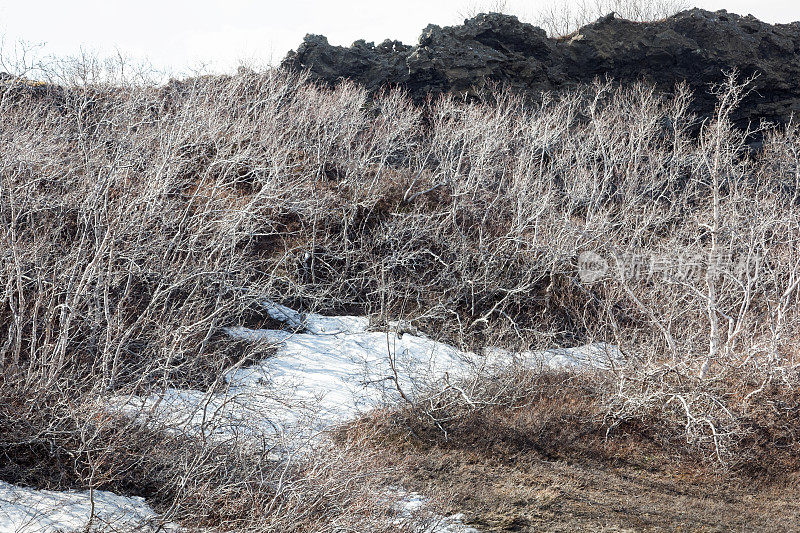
[2,67,800,528]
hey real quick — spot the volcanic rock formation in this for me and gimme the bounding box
[283,9,800,128]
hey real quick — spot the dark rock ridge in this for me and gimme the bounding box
[283,9,800,128]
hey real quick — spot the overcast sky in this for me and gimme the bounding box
[0,0,798,77]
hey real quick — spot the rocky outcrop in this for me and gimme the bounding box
[283,9,800,127]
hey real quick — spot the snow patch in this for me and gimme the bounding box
[0,481,167,533]
[116,324,480,441]
[115,306,622,442]
[486,342,623,371]
[264,301,370,335]
[101,304,623,532]
[392,489,480,533]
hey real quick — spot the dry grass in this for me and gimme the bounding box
[1,56,800,529]
[342,369,800,531]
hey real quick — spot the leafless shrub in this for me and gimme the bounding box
[0,63,415,530]
[2,45,800,529]
[457,0,509,20]
[535,0,690,37]
[457,0,689,37]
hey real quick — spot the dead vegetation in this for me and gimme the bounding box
[343,369,800,531]
[459,0,690,37]
[1,53,800,530]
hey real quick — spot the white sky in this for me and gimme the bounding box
[0,1,798,77]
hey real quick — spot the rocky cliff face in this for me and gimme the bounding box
[283,9,800,127]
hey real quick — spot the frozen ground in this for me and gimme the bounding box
[393,489,481,533]
[0,481,167,533]
[115,303,621,442]
[2,303,622,532]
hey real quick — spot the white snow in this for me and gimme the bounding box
[485,342,624,371]
[392,490,481,533]
[264,301,370,335]
[0,481,166,533]
[12,303,622,532]
[115,323,481,442]
[115,305,621,443]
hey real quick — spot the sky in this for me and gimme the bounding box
[0,0,798,78]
